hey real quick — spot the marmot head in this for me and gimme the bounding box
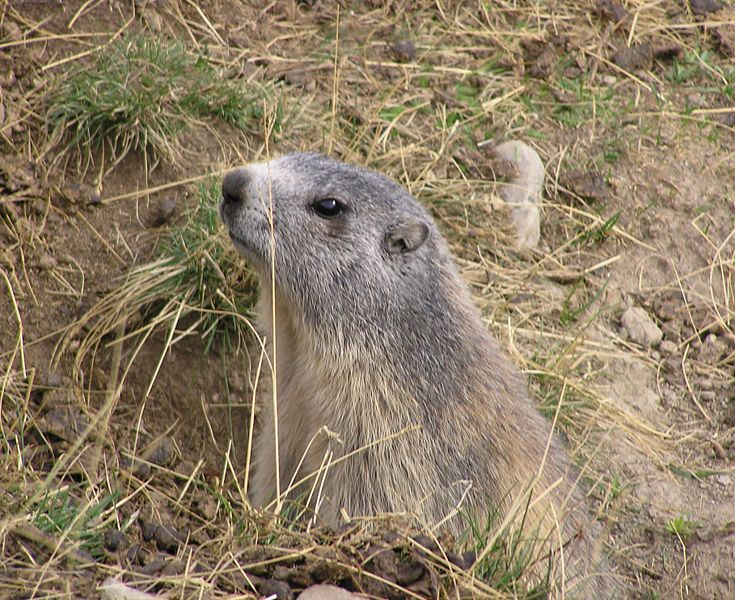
[219,153,459,342]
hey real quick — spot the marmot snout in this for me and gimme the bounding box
[220,153,618,597]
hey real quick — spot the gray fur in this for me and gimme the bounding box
[219,153,619,596]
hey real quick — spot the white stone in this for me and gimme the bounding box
[297,584,365,600]
[492,140,544,249]
[621,307,663,347]
[659,340,677,355]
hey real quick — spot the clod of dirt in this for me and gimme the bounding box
[597,0,629,23]
[390,39,416,63]
[124,436,176,478]
[37,252,57,271]
[520,36,567,79]
[155,525,186,553]
[31,370,64,394]
[59,182,96,206]
[260,579,294,600]
[612,43,653,72]
[445,551,474,569]
[723,403,735,427]
[37,405,89,443]
[140,436,177,468]
[103,528,129,552]
[1,20,21,40]
[621,306,663,347]
[0,59,16,88]
[690,0,722,15]
[0,155,39,195]
[298,585,360,599]
[695,334,728,364]
[411,534,439,554]
[145,197,177,228]
[137,555,166,576]
[139,521,185,553]
[272,62,319,90]
[141,7,163,33]
[659,340,678,355]
[395,559,425,586]
[711,10,735,58]
[562,169,609,203]
[529,45,557,78]
[651,42,683,61]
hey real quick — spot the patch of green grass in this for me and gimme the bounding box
[572,211,620,247]
[559,278,609,327]
[546,78,616,128]
[47,34,274,162]
[461,506,549,598]
[33,488,119,559]
[666,514,700,540]
[149,178,259,350]
[68,177,258,363]
[668,464,722,480]
[667,49,735,97]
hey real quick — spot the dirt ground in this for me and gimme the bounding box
[1,1,734,599]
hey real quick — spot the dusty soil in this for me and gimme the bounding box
[1,1,734,599]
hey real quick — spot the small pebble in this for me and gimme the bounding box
[659,340,677,355]
[621,306,663,347]
[260,580,294,600]
[103,528,129,552]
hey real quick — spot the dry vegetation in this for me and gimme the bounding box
[1,0,734,598]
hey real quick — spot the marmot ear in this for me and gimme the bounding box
[384,219,430,255]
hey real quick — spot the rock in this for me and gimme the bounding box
[597,0,628,23]
[562,169,609,202]
[153,524,184,553]
[717,474,733,487]
[146,197,177,228]
[696,334,727,363]
[712,13,735,58]
[690,0,722,15]
[491,140,544,249]
[103,528,129,552]
[37,253,57,270]
[298,585,361,600]
[100,578,160,600]
[141,436,176,468]
[612,43,653,72]
[260,579,294,600]
[621,307,663,347]
[659,340,677,355]
[37,405,89,442]
[390,39,416,63]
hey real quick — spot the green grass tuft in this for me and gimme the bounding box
[145,178,259,350]
[33,488,119,559]
[46,34,272,162]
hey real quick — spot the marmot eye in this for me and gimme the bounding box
[312,198,344,218]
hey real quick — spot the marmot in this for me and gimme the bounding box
[219,153,618,596]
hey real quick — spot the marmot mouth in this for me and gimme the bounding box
[227,230,271,273]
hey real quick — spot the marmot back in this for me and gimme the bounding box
[219,153,618,596]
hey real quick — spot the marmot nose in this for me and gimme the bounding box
[221,169,250,207]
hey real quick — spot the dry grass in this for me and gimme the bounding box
[1,0,734,598]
